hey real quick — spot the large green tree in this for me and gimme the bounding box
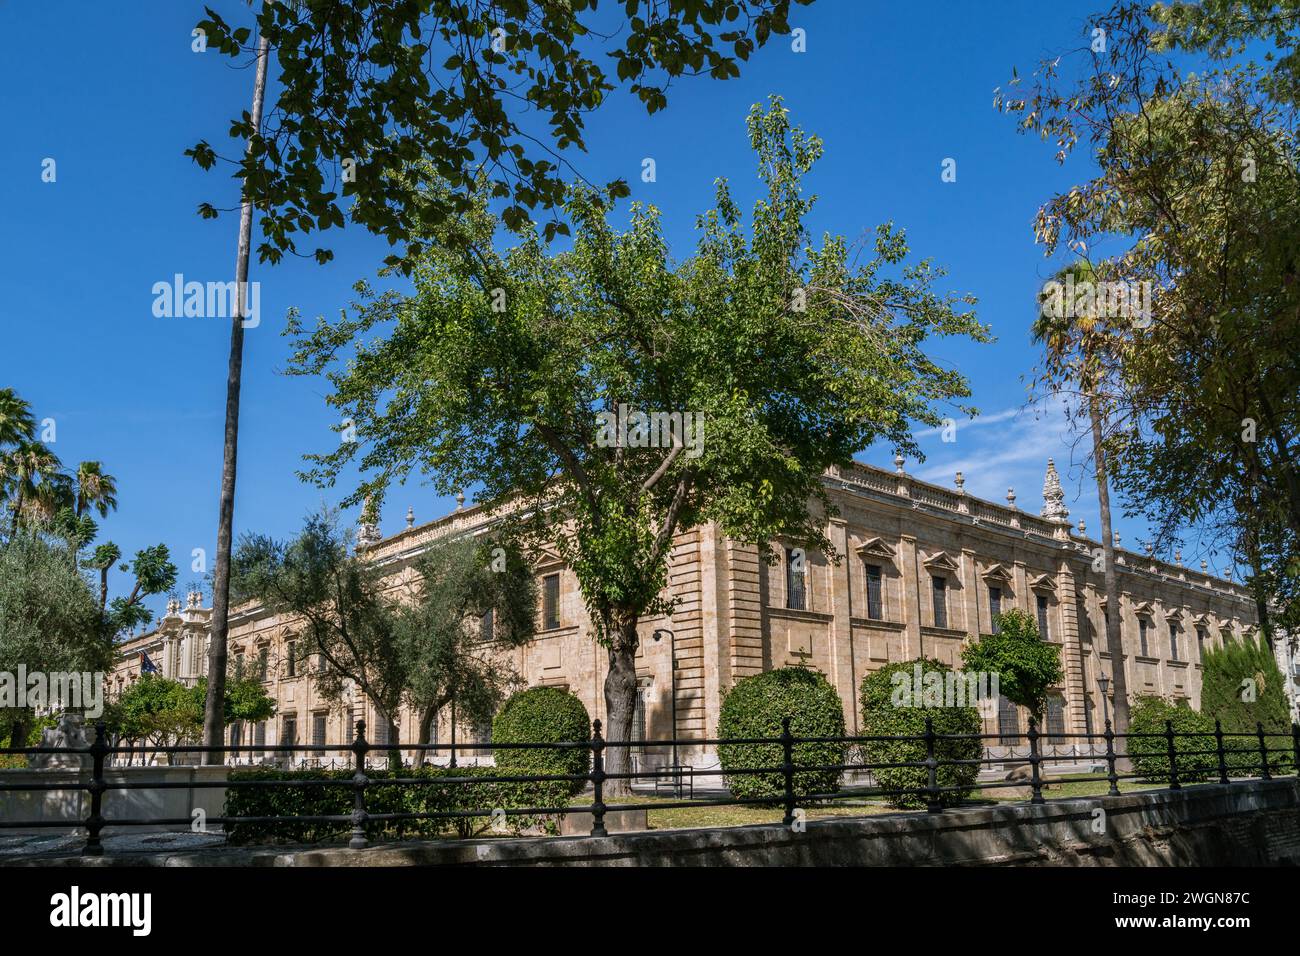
[999,2,1300,639]
[232,513,532,767]
[0,532,106,746]
[189,0,812,270]
[286,99,987,792]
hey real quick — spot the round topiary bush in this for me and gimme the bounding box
[717,666,846,801]
[1127,695,1217,783]
[492,686,591,797]
[860,658,983,809]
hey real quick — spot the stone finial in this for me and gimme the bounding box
[893,451,905,474]
[1201,560,1208,572]
[1143,540,1153,557]
[406,506,414,528]
[1076,518,1086,535]
[1040,459,1069,522]
[356,495,382,549]
[186,590,202,609]
[166,597,181,616]
[456,490,466,511]
[1112,531,1121,548]
[1006,487,1016,508]
[1175,550,1182,566]
[954,471,965,493]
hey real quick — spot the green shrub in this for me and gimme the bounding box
[860,658,982,809]
[717,667,846,801]
[1127,696,1218,783]
[223,764,575,844]
[492,686,590,797]
[1200,635,1294,776]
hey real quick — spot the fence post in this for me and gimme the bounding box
[1164,718,1180,790]
[82,721,108,857]
[1027,717,1044,804]
[1256,722,1272,781]
[780,716,796,826]
[923,714,941,813]
[1103,720,1120,796]
[1293,724,1299,779]
[1214,719,1229,785]
[589,719,607,837]
[349,720,370,850]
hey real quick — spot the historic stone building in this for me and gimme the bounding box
[111,458,1269,768]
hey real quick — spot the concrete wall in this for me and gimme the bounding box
[0,767,228,835]
[19,779,1300,867]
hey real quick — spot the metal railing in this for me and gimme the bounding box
[1,716,1297,856]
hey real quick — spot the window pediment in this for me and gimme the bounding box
[980,562,1014,585]
[1029,573,1057,593]
[921,549,961,574]
[856,536,898,563]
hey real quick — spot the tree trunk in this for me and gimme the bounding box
[415,705,437,767]
[1089,397,1131,757]
[601,617,640,799]
[202,25,270,765]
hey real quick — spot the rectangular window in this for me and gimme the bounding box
[1139,619,1150,657]
[233,652,245,680]
[865,564,883,621]
[282,715,297,757]
[1169,623,1180,660]
[542,574,560,630]
[312,712,327,755]
[286,640,296,678]
[229,720,242,758]
[989,586,1002,633]
[1196,626,1207,660]
[256,646,269,681]
[997,696,1019,745]
[472,719,493,757]
[479,607,495,643]
[1046,696,1066,738]
[932,576,947,629]
[785,548,806,610]
[254,721,266,749]
[1037,595,1050,640]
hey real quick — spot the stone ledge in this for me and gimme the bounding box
[8,779,1297,868]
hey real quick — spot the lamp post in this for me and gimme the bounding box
[651,628,679,797]
[1097,674,1111,729]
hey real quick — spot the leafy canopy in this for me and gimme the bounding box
[190,0,811,270]
[286,97,988,643]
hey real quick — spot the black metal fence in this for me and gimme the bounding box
[2,716,1297,857]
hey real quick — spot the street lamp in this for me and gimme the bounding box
[1097,674,1111,729]
[651,628,679,797]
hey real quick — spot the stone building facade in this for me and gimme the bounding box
[111,458,1270,767]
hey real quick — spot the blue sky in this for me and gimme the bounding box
[0,1,1231,622]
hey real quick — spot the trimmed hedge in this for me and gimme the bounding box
[860,658,982,809]
[1127,696,1217,783]
[223,765,573,844]
[492,686,590,798]
[717,667,846,801]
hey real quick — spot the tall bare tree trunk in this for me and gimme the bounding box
[1089,396,1131,753]
[602,618,640,799]
[202,25,270,765]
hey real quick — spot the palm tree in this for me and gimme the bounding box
[73,461,118,519]
[203,14,271,764]
[3,439,63,536]
[0,388,35,449]
[1032,260,1132,748]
